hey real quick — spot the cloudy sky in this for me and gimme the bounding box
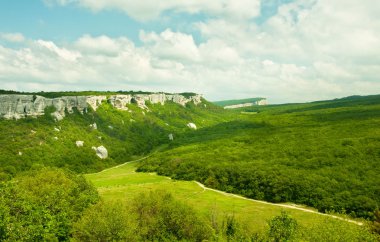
[0,0,379,103]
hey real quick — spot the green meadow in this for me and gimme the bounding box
[86,160,374,240]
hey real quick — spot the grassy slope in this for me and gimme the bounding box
[138,95,380,219]
[86,161,370,238]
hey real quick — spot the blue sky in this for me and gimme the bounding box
[0,0,379,103]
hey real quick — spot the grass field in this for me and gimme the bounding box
[86,160,367,235]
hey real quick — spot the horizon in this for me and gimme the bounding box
[1,88,378,105]
[0,0,379,103]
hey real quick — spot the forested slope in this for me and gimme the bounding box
[138,95,380,219]
[0,94,232,179]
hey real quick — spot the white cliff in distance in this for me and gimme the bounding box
[0,93,203,120]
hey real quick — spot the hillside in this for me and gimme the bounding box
[0,91,232,179]
[138,94,380,219]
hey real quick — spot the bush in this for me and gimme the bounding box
[0,167,99,241]
[131,190,213,241]
[73,201,138,241]
[268,211,298,242]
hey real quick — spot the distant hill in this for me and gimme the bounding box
[214,97,267,108]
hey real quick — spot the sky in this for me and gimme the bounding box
[0,0,379,103]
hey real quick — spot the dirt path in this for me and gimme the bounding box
[194,181,363,226]
[91,157,364,226]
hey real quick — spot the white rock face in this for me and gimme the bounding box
[52,111,64,121]
[224,99,268,109]
[168,133,174,141]
[0,93,203,120]
[93,145,108,159]
[257,99,268,105]
[149,93,166,105]
[133,95,149,109]
[76,141,84,147]
[187,123,197,130]
[0,95,87,120]
[109,95,131,110]
[86,96,107,111]
[224,103,254,109]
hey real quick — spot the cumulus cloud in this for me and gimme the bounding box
[0,33,25,43]
[1,0,379,103]
[44,0,261,21]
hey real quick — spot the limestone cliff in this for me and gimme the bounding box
[0,93,203,120]
[224,98,268,109]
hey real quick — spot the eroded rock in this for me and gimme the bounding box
[92,145,108,159]
[76,141,84,147]
[187,123,197,130]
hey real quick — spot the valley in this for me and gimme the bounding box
[0,91,379,241]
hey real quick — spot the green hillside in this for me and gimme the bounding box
[138,94,380,219]
[0,95,232,179]
[213,97,265,107]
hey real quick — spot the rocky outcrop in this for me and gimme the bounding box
[224,99,268,109]
[0,93,203,120]
[76,141,84,147]
[86,96,107,111]
[187,123,197,130]
[168,133,174,141]
[0,95,87,120]
[109,95,131,110]
[92,145,108,159]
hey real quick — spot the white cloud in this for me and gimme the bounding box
[1,0,379,103]
[140,29,200,62]
[0,33,25,43]
[45,0,261,21]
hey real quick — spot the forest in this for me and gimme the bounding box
[138,95,380,219]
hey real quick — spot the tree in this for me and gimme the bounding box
[73,201,138,241]
[268,211,298,242]
[0,167,99,241]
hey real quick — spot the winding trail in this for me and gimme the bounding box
[91,156,364,226]
[193,181,363,226]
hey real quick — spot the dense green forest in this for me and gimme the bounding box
[138,95,380,219]
[1,168,378,241]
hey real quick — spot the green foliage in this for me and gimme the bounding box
[0,167,99,241]
[73,190,213,242]
[138,94,380,219]
[73,201,138,241]
[0,96,231,178]
[302,217,379,242]
[268,211,298,242]
[131,190,213,241]
[373,210,380,235]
